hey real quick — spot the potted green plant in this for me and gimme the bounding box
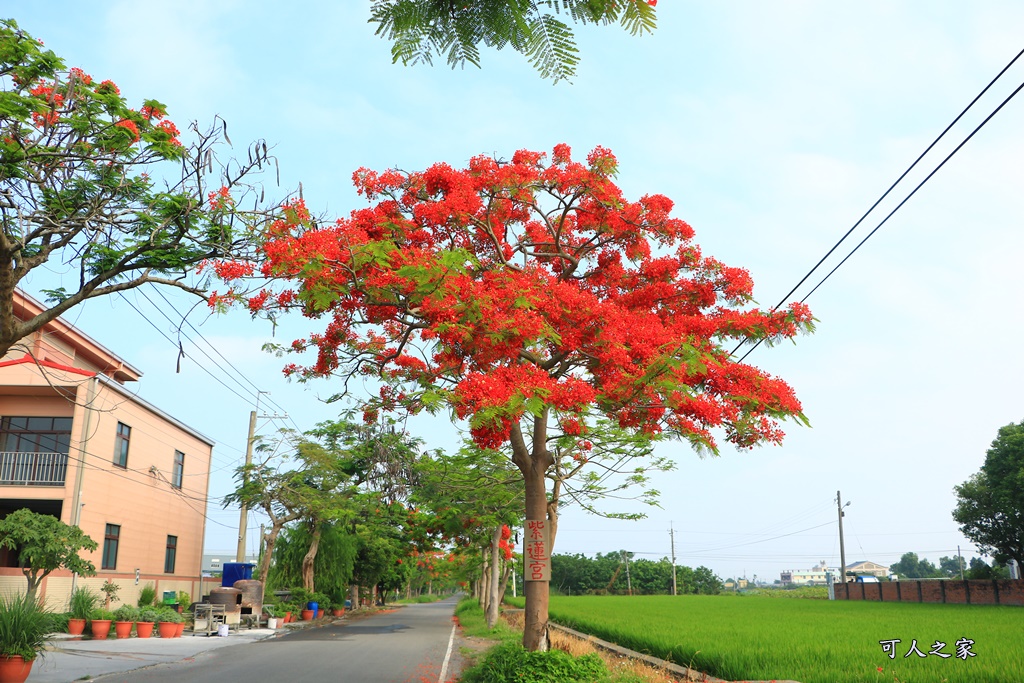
[312,592,330,619]
[156,607,180,638]
[0,592,50,683]
[137,583,157,608]
[136,608,158,638]
[100,579,120,610]
[112,605,137,638]
[89,608,115,639]
[66,587,99,636]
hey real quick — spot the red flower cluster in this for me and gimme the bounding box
[115,119,141,143]
[498,527,514,561]
[208,186,234,210]
[228,144,812,454]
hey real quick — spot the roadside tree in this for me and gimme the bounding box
[369,0,657,83]
[0,19,279,360]
[218,145,813,649]
[953,420,1024,571]
[966,557,1011,580]
[889,552,941,580]
[0,508,97,599]
[222,452,305,590]
[414,443,522,627]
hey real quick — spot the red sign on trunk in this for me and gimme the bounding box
[524,519,550,582]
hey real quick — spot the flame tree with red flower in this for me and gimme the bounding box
[0,19,282,360]
[224,144,814,650]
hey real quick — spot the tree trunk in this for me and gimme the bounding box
[479,548,488,610]
[486,527,502,628]
[301,521,322,592]
[511,415,554,652]
[521,462,550,651]
[258,525,285,597]
[24,571,42,601]
[498,563,512,601]
[350,583,360,610]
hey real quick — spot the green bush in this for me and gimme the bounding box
[137,583,157,607]
[138,608,159,623]
[43,611,69,635]
[311,592,331,611]
[461,641,608,683]
[176,591,190,606]
[68,587,100,620]
[156,607,182,624]
[90,608,115,622]
[113,604,138,622]
[0,592,52,660]
[289,587,314,607]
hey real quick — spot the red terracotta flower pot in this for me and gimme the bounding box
[90,620,112,639]
[135,621,155,638]
[114,621,133,638]
[157,621,177,638]
[300,609,314,621]
[174,622,185,637]
[67,618,86,636]
[332,608,344,617]
[0,655,33,683]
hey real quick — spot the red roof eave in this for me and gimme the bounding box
[0,354,97,377]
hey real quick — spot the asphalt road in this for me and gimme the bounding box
[102,598,466,683]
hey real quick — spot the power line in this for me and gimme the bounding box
[792,75,1024,307]
[146,286,300,431]
[734,46,1024,362]
[117,292,258,407]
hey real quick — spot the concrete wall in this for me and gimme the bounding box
[835,579,1024,605]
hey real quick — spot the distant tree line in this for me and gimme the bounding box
[550,552,723,595]
[889,552,1011,580]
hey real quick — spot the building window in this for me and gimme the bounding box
[172,451,184,489]
[113,422,131,468]
[0,417,73,486]
[0,416,73,454]
[102,524,120,570]
[164,535,177,574]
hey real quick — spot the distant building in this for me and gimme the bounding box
[202,552,259,575]
[780,561,840,586]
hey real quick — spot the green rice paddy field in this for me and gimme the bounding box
[534,594,1023,683]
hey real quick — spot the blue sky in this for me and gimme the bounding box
[12,1,1024,583]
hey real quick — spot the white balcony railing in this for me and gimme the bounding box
[0,451,68,486]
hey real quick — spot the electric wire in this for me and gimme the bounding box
[733,46,1024,363]
[789,76,1024,309]
[116,292,257,407]
[146,285,300,432]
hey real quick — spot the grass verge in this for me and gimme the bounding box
[456,599,683,683]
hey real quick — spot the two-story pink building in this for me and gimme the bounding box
[0,290,213,610]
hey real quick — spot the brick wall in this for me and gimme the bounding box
[835,579,1024,605]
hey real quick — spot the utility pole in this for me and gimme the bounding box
[236,409,258,563]
[837,491,850,584]
[957,545,965,580]
[669,522,678,596]
[623,551,633,596]
[235,395,288,563]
